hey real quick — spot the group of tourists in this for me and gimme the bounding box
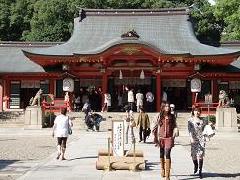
[100,87,155,112]
[52,101,213,179]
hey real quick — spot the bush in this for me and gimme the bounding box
[43,112,56,128]
[204,115,216,125]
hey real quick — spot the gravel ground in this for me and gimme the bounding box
[177,134,240,177]
[0,133,80,180]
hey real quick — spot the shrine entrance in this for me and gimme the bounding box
[162,79,191,111]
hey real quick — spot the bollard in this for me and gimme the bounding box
[104,137,111,171]
[130,138,136,171]
[133,138,136,163]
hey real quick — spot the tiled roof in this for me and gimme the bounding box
[0,43,61,73]
[24,8,239,56]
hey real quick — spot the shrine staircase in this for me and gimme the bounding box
[69,112,191,132]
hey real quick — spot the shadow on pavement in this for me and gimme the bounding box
[174,172,240,179]
[67,156,98,161]
[145,161,159,171]
[0,160,19,170]
[203,172,240,178]
[0,139,17,141]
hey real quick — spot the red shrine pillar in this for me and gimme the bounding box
[0,83,3,112]
[212,80,218,102]
[49,79,55,95]
[192,92,196,106]
[102,73,108,95]
[101,72,108,107]
[156,72,161,112]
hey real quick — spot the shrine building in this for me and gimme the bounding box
[0,8,240,112]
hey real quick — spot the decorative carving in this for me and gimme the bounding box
[29,89,43,106]
[121,29,140,39]
[121,47,140,55]
[218,90,230,108]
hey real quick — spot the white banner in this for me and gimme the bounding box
[112,120,124,156]
[191,78,201,92]
[63,78,74,92]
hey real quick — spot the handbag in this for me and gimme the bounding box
[68,117,72,135]
[130,120,136,127]
[146,128,151,137]
[173,127,179,137]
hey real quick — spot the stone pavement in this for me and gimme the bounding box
[16,129,240,180]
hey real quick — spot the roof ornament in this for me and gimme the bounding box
[121,29,140,39]
[79,9,86,22]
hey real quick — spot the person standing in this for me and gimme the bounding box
[128,88,134,111]
[136,90,144,112]
[146,91,154,112]
[125,109,135,144]
[188,107,206,179]
[137,107,150,143]
[162,89,168,103]
[101,93,111,112]
[52,108,73,160]
[152,102,178,180]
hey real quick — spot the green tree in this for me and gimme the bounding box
[22,0,73,41]
[214,0,240,41]
[10,0,37,41]
[0,0,11,40]
[190,1,223,46]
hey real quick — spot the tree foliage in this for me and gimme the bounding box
[214,0,240,41]
[0,0,238,43]
[0,0,11,41]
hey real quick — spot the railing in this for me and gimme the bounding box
[194,102,219,112]
[42,99,67,112]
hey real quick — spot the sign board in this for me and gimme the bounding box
[162,79,186,87]
[112,120,124,156]
[63,78,74,92]
[21,80,40,88]
[191,78,201,92]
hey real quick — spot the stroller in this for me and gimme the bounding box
[85,112,103,131]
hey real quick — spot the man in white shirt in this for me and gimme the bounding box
[136,90,144,112]
[128,88,134,111]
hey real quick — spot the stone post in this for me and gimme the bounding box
[216,107,238,132]
[24,106,43,129]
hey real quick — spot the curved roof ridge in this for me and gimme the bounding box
[22,9,240,57]
[73,37,170,55]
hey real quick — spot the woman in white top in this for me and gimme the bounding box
[101,93,111,112]
[125,110,135,144]
[52,108,73,160]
